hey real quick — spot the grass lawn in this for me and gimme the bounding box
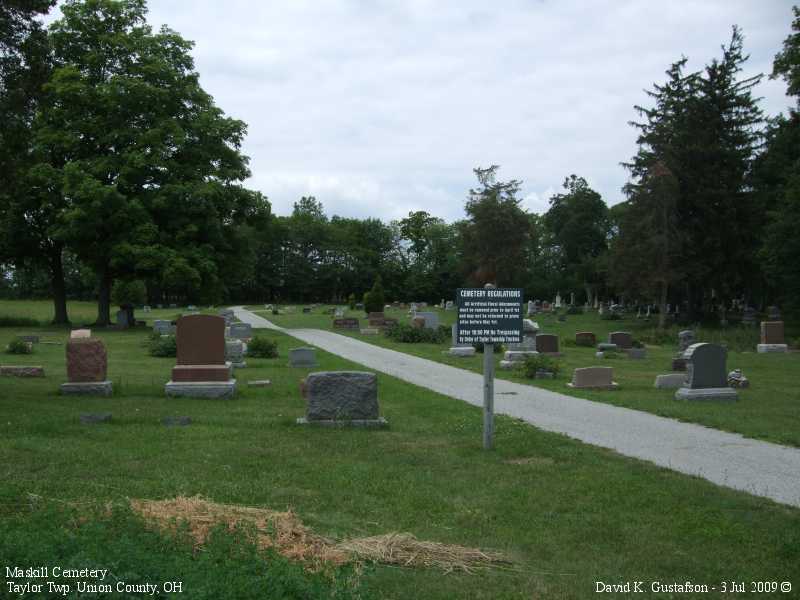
[249,304,800,448]
[0,298,191,327]
[1,302,799,598]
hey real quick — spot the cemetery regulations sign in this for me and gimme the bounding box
[456,288,523,345]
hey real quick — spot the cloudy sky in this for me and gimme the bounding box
[47,1,797,222]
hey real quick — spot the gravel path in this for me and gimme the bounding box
[233,306,800,508]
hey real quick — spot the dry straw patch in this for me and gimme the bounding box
[131,496,511,573]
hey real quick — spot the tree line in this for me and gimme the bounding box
[1,1,799,326]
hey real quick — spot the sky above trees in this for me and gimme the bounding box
[42,1,796,222]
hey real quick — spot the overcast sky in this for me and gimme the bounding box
[46,1,797,222]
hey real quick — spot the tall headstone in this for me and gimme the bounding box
[61,337,112,396]
[165,314,235,398]
[757,321,788,353]
[555,292,562,308]
[675,343,737,401]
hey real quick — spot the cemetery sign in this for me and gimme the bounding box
[456,288,523,345]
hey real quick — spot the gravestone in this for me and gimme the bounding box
[302,307,311,314]
[741,306,756,326]
[445,300,454,310]
[61,337,112,396]
[289,347,318,367]
[567,367,618,390]
[757,321,788,353]
[368,312,385,327]
[162,416,192,426]
[333,318,359,330]
[143,305,151,313]
[218,308,234,325]
[187,305,198,311]
[225,339,246,368]
[1,366,45,377]
[608,331,633,349]
[165,314,235,399]
[334,307,345,318]
[229,323,252,340]
[535,334,560,355]
[411,316,425,329]
[527,300,535,316]
[19,335,39,344]
[415,311,439,329]
[448,324,477,357]
[360,328,380,335]
[575,332,596,347]
[297,371,386,427]
[115,310,131,328]
[654,373,687,389]
[153,320,172,335]
[767,305,781,320]
[678,330,694,352]
[674,343,737,401]
[71,329,91,339]
[626,347,647,359]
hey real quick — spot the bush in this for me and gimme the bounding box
[347,293,356,310]
[148,334,176,357]
[385,322,447,344]
[248,336,279,358]
[363,277,386,314]
[6,338,33,354]
[516,354,560,378]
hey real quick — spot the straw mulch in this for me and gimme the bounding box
[130,496,510,573]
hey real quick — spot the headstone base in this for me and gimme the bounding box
[567,382,618,391]
[165,380,236,399]
[61,381,113,396]
[360,328,379,335]
[756,344,788,353]
[654,374,686,389]
[248,379,271,387]
[1,366,45,377]
[447,347,476,357]
[674,387,738,402]
[296,417,388,428]
[596,343,618,351]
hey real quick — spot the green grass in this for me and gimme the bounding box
[2,313,799,598]
[250,304,800,448]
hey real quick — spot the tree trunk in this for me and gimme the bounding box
[658,280,668,329]
[49,243,70,325]
[96,270,113,326]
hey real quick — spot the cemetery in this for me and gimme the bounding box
[2,2,800,598]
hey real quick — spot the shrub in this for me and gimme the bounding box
[566,305,583,315]
[272,308,279,315]
[516,354,560,378]
[148,334,176,357]
[248,336,279,358]
[6,338,33,354]
[364,276,386,314]
[385,322,447,344]
[347,293,356,310]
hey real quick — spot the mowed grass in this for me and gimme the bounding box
[2,316,799,598]
[0,298,191,326]
[251,304,800,448]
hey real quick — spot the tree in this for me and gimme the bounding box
[32,0,259,323]
[363,275,386,314]
[754,6,800,311]
[623,28,765,318]
[612,163,681,327]
[543,175,609,303]
[0,1,65,322]
[459,166,531,286]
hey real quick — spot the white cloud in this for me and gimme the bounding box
[44,0,796,221]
